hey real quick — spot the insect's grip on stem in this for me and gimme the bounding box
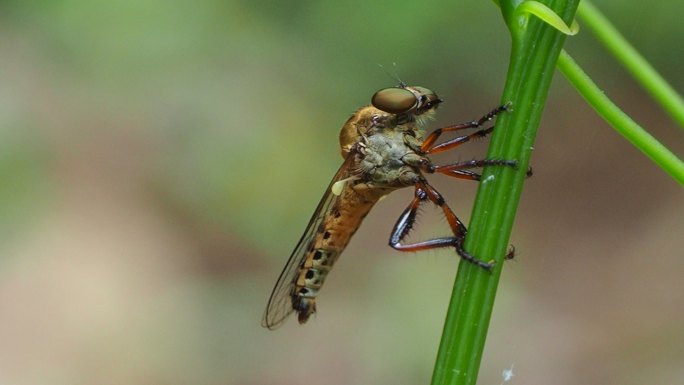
[421,103,512,154]
[388,180,495,269]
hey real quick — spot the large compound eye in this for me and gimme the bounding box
[371,87,417,114]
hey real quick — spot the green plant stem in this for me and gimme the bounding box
[557,51,684,185]
[577,0,684,130]
[430,1,579,385]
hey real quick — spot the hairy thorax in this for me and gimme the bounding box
[340,105,430,191]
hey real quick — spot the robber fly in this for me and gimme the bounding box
[262,84,517,330]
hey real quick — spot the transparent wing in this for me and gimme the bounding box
[261,154,354,330]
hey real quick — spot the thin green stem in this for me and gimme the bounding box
[430,1,579,385]
[432,1,682,384]
[577,0,684,129]
[557,50,684,185]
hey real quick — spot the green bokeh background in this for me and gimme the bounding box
[0,1,682,384]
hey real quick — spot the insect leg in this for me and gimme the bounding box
[433,159,519,180]
[416,157,518,182]
[420,103,511,154]
[389,181,494,269]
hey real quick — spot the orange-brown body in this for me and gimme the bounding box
[290,104,433,323]
[292,180,389,323]
[262,85,445,330]
[263,85,516,330]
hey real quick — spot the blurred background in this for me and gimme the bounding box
[0,0,682,384]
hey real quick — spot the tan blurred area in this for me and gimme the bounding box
[0,1,682,385]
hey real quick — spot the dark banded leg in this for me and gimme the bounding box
[389,180,494,270]
[421,103,511,154]
[428,159,519,181]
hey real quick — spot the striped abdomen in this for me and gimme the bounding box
[292,183,390,324]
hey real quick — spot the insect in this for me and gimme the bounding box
[262,84,518,330]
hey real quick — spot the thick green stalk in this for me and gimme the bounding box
[430,1,579,385]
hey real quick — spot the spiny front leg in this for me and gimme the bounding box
[415,156,519,182]
[425,158,519,181]
[388,180,494,270]
[420,103,511,154]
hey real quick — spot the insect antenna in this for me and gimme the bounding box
[377,62,405,88]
